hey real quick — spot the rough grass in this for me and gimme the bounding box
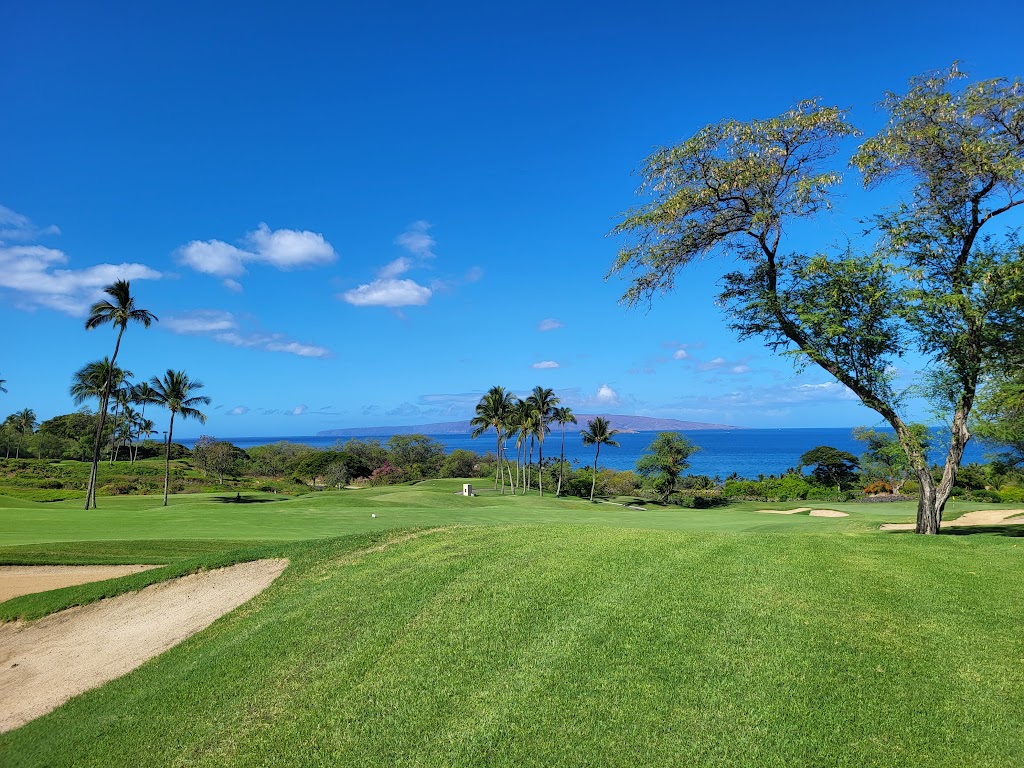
[1,526,1022,766]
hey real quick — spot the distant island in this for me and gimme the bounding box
[317,414,743,438]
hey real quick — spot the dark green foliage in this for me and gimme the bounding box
[635,432,701,502]
[799,446,860,490]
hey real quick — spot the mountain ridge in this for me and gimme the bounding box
[317,414,743,437]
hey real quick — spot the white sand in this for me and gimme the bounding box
[0,558,288,733]
[0,564,163,603]
[880,508,1024,531]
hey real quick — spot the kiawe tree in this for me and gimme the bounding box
[150,369,210,506]
[83,280,157,509]
[799,446,860,492]
[611,65,1024,534]
[636,431,700,502]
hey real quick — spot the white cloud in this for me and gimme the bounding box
[163,310,236,334]
[223,278,243,292]
[673,349,689,360]
[176,223,337,281]
[290,405,308,416]
[532,360,560,369]
[0,240,162,316]
[730,365,751,374]
[465,266,484,282]
[165,309,332,358]
[538,318,563,332]
[595,384,619,404]
[227,406,250,416]
[378,257,412,278]
[0,204,60,242]
[700,357,728,371]
[395,220,435,259]
[341,278,432,307]
[177,240,249,277]
[244,223,335,269]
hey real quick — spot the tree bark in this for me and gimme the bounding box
[590,443,601,502]
[556,425,566,497]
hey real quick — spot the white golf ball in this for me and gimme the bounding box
[371,514,376,518]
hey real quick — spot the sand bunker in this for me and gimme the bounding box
[757,507,847,517]
[880,508,1024,531]
[0,565,164,603]
[0,558,288,733]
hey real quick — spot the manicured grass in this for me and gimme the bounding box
[2,481,1023,765]
[2,526,1023,766]
[3,477,1011,546]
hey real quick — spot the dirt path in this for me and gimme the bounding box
[880,508,1024,531]
[0,565,164,603]
[0,558,288,733]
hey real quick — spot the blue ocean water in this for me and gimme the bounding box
[179,428,990,480]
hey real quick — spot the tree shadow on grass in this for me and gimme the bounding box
[211,495,281,505]
[886,524,1024,538]
[939,524,1024,538]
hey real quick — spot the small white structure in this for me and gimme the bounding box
[462,483,474,497]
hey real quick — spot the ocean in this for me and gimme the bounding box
[179,428,991,479]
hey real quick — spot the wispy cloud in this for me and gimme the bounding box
[340,278,432,307]
[537,318,563,332]
[465,266,484,282]
[226,406,249,416]
[673,349,689,360]
[0,205,60,241]
[289,405,308,416]
[395,220,435,259]
[177,223,337,281]
[165,309,332,358]
[378,257,412,278]
[0,205,161,315]
[532,360,560,369]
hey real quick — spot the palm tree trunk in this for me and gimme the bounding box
[590,443,601,502]
[163,411,175,506]
[494,433,501,490]
[538,430,544,497]
[85,327,125,509]
[557,424,566,496]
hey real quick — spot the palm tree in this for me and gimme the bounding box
[13,408,37,458]
[2,414,15,458]
[551,406,577,496]
[149,369,210,506]
[0,375,6,394]
[71,359,131,504]
[129,381,159,463]
[511,399,537,494]
[83,280,157,509]
[526,386,558,496]
[580,416,620,502]
[470,386,516,493]
[133,417,156,462]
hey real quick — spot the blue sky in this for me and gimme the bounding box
[2,0,1021,438]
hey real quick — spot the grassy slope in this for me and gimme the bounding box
[1,526,1022,767]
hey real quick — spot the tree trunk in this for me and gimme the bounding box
[590,443,600,502]
[163,411,175,506]
[557,425,566,497]
[538,426,544,497]
[494,432,501,491]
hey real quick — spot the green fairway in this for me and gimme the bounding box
[2,482,1023,766]
[1,478,1001,546]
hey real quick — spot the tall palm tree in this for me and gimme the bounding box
[0,375,6,394]
[470,386,516,493]
[13,408,37,459]
[551,406,577,496]
[580,416,620,502]
[71,359,131,504]
[149,369,210,506]
[511,399,537,494]
[133,417,156,463]
[108,378,134,463]
[526,386,558,496]
[83,280,157,509]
